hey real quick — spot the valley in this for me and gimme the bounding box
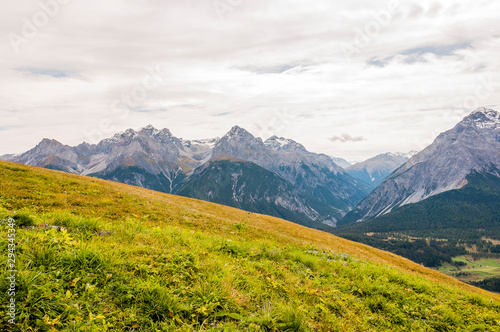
[436,256,500,283]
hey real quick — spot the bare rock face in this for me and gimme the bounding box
[344,107,500,223]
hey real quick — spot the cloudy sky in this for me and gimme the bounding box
[1,0,499,161]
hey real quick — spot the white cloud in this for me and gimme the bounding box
[1,0,499,161]
[329,134,367,143]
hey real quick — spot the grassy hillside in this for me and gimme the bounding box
[0,161,499,331]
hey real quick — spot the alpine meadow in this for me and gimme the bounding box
[0,161,499,331]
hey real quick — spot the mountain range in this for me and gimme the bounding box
[1,125,370,229]
[2,160,498,330]
[176,155,341,229]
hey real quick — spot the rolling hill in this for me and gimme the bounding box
[0,161,499,331]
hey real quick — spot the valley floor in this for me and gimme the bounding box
[435,256,500,284]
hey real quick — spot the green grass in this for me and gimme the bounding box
[435,256,500,283]
[1,161,499,331]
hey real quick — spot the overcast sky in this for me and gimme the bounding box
[1,0,499,161]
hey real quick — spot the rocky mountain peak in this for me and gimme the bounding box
[226,126,254,139]
[138,124,159,135]
[346,151,414,189]
[470,106,499,117]
[38,138,63,147]
[159,128,173,136]
[330,157,351,169]
[464,107,500,129]
[6,123,370,227]
[137,124,173,137]
[111,128,137,142]
[392,151,418,159]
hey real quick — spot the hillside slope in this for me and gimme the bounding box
[0,161,499,331]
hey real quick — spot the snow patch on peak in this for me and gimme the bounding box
[265,136,293,149]
[100,126,173,145]
[471,107,497,116]
[468,107,500,129]
[101,128,137,144]
[118,128,137,137]
[264,136,306,152]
